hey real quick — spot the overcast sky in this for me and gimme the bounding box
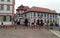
[15,0,60,13]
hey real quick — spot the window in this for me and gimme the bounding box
[34,13,36,17]
[1,5,4,10]
[25,14,26,17]
[1,0,4,2]
[41,13,43,17]
[7,5,10,11]
[50,14,51,17]
[55,15,57,17]
[31,12,32,18]
[34,19,35,22]
[47,14,49,16]
[3,16,6,21]
[10,16,12,21]
[7,0,10,2]
[47,14,49,18]
[53,14,54,18]
[47,20,49,23]
[44,14,46,17]
[38,13,40,17]
[55,15,57,19]
[19,13,20,17]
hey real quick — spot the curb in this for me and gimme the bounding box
[50,30,60,38]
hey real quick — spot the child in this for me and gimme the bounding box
[31,22,34,29]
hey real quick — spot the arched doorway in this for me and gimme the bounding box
[40,19,44,26]
[37,19,40,25]
[24,18,28,26]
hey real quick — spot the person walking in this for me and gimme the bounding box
[14,18,17,29]
[44,22,47,29]
[50,22,54,30]
[46,22,50,30]
[31,22,36,29]
[34,22,36,29]
[1,22,3,28]
[31,22,34,29]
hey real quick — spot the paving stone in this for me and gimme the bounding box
[0,25,59,38]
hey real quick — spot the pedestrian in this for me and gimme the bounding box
[39,23,41,29]
[14,18,17,29]
[1,22,3,25]
[50,23,53,30]
[31,22,34,29]
[47,22,50,30]
[37,19,40,25]
[59,25,60,31]
[28,22,30,27]
[31,22,36,29]
[1,22,4,28]
[44,22,47,29]
[40,23,44,29]
[34,22,36,29]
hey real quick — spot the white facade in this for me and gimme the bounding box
[22,12,58,25]
[57,15,60,26]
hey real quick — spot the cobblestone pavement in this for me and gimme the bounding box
[0,25,59,38]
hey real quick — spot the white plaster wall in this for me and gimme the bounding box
[22,12,58,26]
[26,13,31,18]
[20,18,24,24]
[25,12,34,25]
[36,12,38,21]
[0,0,13,4]
[57,15,58,23]
[31,12,35,22]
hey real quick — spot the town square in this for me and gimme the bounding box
[0,0,60,38]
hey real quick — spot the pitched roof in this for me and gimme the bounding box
[16,5,29,11]
[27,7,55,13]
[16,5,57,14]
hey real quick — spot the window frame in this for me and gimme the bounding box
[34,12,36,17]
[3,16,6,21]
[1,5,4,10]
[10,16,12,21]
[7,5,10,11]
